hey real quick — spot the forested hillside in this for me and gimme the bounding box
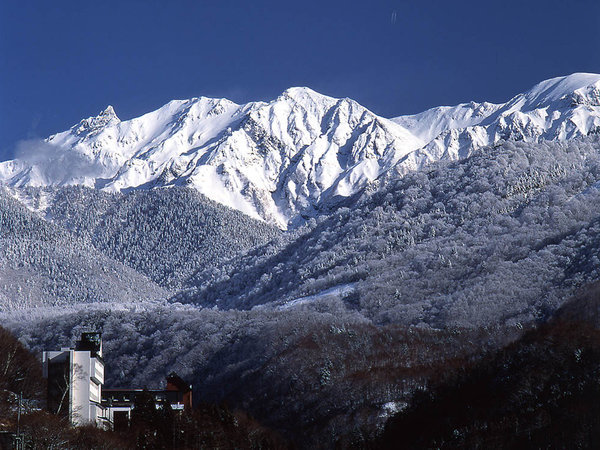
[0,187,166,310]
[18,186,280,288]
[180,136,600,327]
[375,283,600,449]
[10,302,518,448]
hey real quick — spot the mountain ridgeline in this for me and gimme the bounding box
[1,73,599,229]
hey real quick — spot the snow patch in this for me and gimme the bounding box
[379,401,407,418]
[277,283,357,310]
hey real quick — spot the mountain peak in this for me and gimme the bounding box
[93,105,120,124]
[282,86,320,96]
[278,86,336,105]
[100,105,118,118]
[517,73,600,109]
[1,73,600,229]
[72,105,121,135]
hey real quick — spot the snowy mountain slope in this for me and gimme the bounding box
[393,73,600,166]
[1,73,599,228]
[0,89,424,228]
[393,101,503,144]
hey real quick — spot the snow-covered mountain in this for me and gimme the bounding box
[2,73,599,228]
[0,89,424,228]
[393,73,600,164]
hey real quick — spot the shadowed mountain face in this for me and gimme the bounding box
[15,186,280,289]
[2,74,599,228]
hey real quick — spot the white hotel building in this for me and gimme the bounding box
[42,332,108,427]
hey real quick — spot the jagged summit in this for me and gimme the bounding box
[79,105,120,122]
[1,74,599,228]
[60,105,122,141]
[100,105,118,118]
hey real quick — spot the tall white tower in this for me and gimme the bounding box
[42,332,107,426]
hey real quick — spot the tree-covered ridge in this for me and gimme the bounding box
[9,137,600,325]
[179,136,600,327]
[0,187,166,309]
[16,186,280,289]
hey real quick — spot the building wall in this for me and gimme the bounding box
[42,351,71,417]
[43,349,106,427]
[44,336,190,432]
[72,351,90,424]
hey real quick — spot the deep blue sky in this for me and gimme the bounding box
[1,0,599,159]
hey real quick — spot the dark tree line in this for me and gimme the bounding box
[371,285,600,449]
